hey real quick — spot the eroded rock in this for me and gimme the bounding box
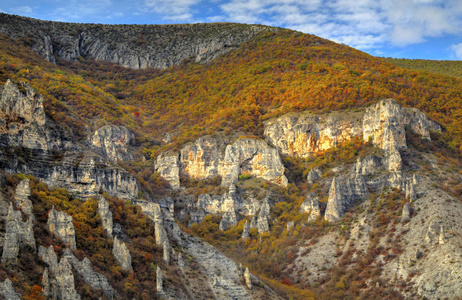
[0,278,20,300]
[14,179,33,215]
[113,236,133,271]
[90,125,134,162]
[1,203,35,263]
[47,207,76,249]
[325,176,368,222]
[155,152,180,189]
[97,196,113,237]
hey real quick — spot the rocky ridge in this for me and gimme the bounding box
[0,13,277,70]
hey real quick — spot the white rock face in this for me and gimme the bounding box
[156,137,288,189]
[363,99,407,151]
[220,138,288,187]
[180,136,225,179]
[38,245,59,273]
[90,125,134,162]
[264,112,363,157]
[113,237,133,271]
[47,207,76,249]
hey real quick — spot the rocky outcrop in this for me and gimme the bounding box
[113,237,133,271]
[97,196,113,237]
[49,152,138,199]
[180,136,225,180]
[255,198,271,233]
[244,268,252,289]
[264,112,363,157]
[63,248,117,298]
[221,138,288,187]
[14,179,33,215]
[0,278,20,300]
[1,203,35,263]
[142,203,279,299]
[47,207,76,249]
[90,125,134,162]
[54,256,81,300]
[156,266,164,295]
[0,80,138,200]
[218,192,238,231]
[401,203,411,223]
[306,168,321,184]
[363,99,407,151]
[325,176,368,222]
[425,219,448,245]
[0,79,72,151]
[157,137,288,189]
[38,245,59,272]
[155,152,180,189]
[403,108,431,140]
[0,14,275,70]
[300,193,321,222]
[354,155,383,176]
[241,221,250,239]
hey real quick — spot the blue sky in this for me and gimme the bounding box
[2,0,462,60]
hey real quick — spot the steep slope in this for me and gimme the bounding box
[1,13,462,300]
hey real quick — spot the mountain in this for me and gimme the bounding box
[0,13,462,299]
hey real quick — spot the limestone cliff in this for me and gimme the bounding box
[54,257,81,300]
[264,112,363,157]
[141,204,280,299]
[0,13,276,70]
[0,80,138,199]
[300,193,321,222]
[220,138,288,187]
[157,136,288,189]
[47,207,76,249]
[180,136,225,180]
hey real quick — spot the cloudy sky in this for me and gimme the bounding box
[2,0,462,60]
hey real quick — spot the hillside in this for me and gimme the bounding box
[385,57,462,79]
[0,13,462,300]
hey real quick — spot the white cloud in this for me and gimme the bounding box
[451,43,462,59]
[143,0,202,21]
[216,0,462,52]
